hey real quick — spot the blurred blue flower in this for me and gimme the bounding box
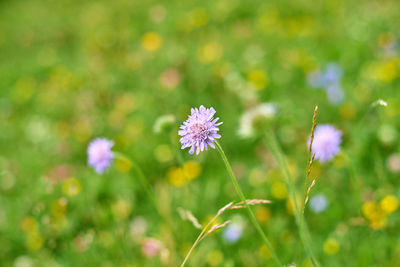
[322,64,342,85]
[310,125,342,163]
[87,138,114,174]
[308,71,325,88]
[307,63,344,105]
[309,194,328,213]
[326,85,344,105]
[223,223,243,243]
[178,105,222,155]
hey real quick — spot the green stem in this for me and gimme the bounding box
[215,141,282,267]
[115,152,179,264]
[265,132,320,267]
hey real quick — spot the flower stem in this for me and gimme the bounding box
[180,209,222,267]
[265,132,320,267]
[215,141,282,267]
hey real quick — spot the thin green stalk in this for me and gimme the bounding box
[265,132,320,267]
[115,153,179,264]
[215,141,282,267]
[115,152,158,210]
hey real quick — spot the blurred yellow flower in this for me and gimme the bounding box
[257,10,279,35]
[380,195,399,215]
[339,102,357,120]
[259,244,272,259]
[73,120,92,143]
[141,32,162,52]
[115,93,136,114]
[125,52,143,71]
[323,238,340,255]
[368,58,399,83]
[108,109,126,130]
[112,199,132,220]
[362,201,379,220]
[333,152,350,169]
[124,120,144,142]
[362,200,388,229]
[189,8,208,28]
[207,250,223,266]
[53,120,71,140]
[249,168,268,186]
[51,198,67,219]
[271,181,287,199]
[154,144,173,163]
[247,70,268,90]
[12,77,36,104]
[98,231,115,248]
[167,162,201,187]
[166,167,187,187]
[309,160,321,179]
[21,216,39,233]
[26,232,44,251]
[197,42,223,64]
[62,177,82,197]
[286,196,302,215]
[115,156,132,173]
[255,207,270,223]
[370,216,387,230]
[183,161,201,180]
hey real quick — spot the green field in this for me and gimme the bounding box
[1,0,400,266]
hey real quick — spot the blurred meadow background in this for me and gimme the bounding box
[1,0,400,266]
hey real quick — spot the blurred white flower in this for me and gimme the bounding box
[372,99,388,107]
[238,103,277,138]
[153,114,176,134]
[387,153,400,173]
[14,256,33,267]
[130,217,147,241]
[309,194,328,213]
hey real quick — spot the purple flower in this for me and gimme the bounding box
[178,105,222,155]
[307,63,345,105]
[326,85,344,105]
[309,194,328,213]
[87,138,114,173]
[310,125,342,163]
[322,64,342,85]
[223,223,243,243]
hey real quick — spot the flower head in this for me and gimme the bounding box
[223,223,243,243]
[87,138,114,174]
[178,105,222,154]
[310,125,342,163]
[142,238,162,258]
[307,63,345,105]
[309,194,328,213]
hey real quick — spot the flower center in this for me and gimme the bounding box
[190,123,208,140]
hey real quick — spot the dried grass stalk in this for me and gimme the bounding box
[199,220,231,242]
[304,179,316,208]
[178,208,202,229]
[303,105,318,213]
[231,199,271,210]
[180,199,271,267]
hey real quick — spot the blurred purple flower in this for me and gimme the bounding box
[307,71,325,88]
[309,194,328,213]
[322,64,342,85]
[87,138,114,174]
[310,125,342,163]
[326,85,344,105]
[307,63,345,105]
[178,105,222,155]
[223,223,243,243]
